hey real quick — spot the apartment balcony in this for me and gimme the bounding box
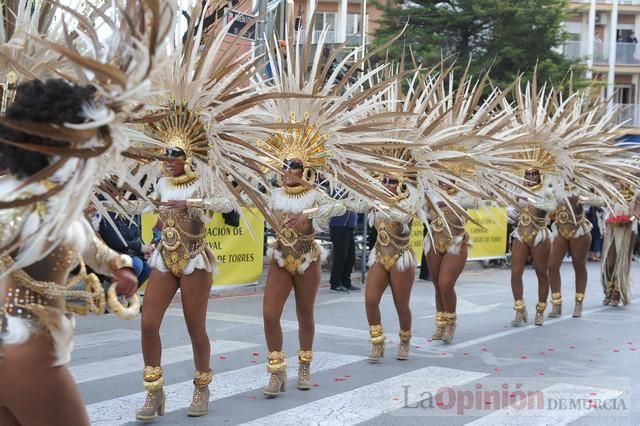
[615,103,640,127]
[307,30,367,45]
[563,40,640,65]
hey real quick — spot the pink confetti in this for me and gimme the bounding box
[521,355,528,359]
[335,377,346,382]
[481,348,488,352]
[510,393,516,398]
[252,352,260,356]
[631,348,637,351]
[344,374,352,378]
[484,401,492,405]
[251,360,257,364]
[415,345,422,348]
[539,352,546,355]
[427,339,433,343]
[538,372,545,376]
[246,395,257,400]
[392,397,400,401]
[569,346,575,349]
[547,348,555,352]
[588,359,594,362]
[218,355,227,360]
[613,349,620,352]
[436,401,445,407]
[313,384,320,387]
[590,392,598,396]
[463,352,470,356]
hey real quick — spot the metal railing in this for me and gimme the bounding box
[563,40,640,65]
[570,0,640,5]
[615,104,640,127]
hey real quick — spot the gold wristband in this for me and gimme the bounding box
[109,254,133,272]
[186,198,204,209]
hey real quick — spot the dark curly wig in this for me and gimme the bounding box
[0,79,96,178]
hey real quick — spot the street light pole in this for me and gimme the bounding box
[256,0,268,57]
[360,0,367,61]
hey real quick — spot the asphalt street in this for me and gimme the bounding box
[72,261,639,425]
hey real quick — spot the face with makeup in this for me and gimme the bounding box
[524,168,541,187]
[165,148,186,177]
[283,158,304,187]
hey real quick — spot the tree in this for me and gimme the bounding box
[372,0,580,89]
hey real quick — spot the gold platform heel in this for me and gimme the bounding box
[187,369,212,417]
[297,350,312,390]
[432,312,445,340]
[397,330,411,360]
[548,292,562,318]
[263,351,287,398]
[573,293,584,317]
[135,366,165,422]
[368,325,385,363]
[511,300,527,327]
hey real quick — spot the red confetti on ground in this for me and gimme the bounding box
[510,393,516,398]
[481,348,488,352]
[484,401,492,405]
[313,384,320,387]
[463,352,470,356]
[521,355,528,359]
[590,392,598,396]
[569,346,575,349]
[427,339,433,343]
[344,374,352,378]
[252,352,260,356]
[416,345,422,348]
[335,377,346,382]
[392,397,400,401]
[539,352,546,355]
[538,372,545,376]
[251,360,257,364]
[246,395,257,400]
[547,348,555,352]
[436,401,445,407]
[218,355,227,360]
[613,349,620,352]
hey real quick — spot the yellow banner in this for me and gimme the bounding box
[142,208,264,286]
[409,207,507,261]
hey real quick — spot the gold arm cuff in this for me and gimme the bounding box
[298,350,313,363]
[109,254,133,272]
[186,198,204,209]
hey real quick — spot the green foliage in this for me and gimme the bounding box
[372,0,582,89]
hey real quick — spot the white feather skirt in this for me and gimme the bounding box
[148,247,217,276]
[511,227,553,247]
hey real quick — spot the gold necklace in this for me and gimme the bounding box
[284,185,311,197]
[170,174,197,188]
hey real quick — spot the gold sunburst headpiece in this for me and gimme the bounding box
[144,101,209,164]
[261,112,330,170]
[517,144,557,173]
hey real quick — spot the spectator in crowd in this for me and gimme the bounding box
[329,210,359,292]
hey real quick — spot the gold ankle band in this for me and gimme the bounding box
[193,369,213,387]
[536,302,547,312]
[443,312,457,324]
[575,292,585,302]
[551,292,562,305]
[143,366,163,382]
[399,330,412,341]
[513,300,526,311]
[267,351,286,373]
[298,350,313,363]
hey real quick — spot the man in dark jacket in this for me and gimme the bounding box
[99,213,153,288]
[329,211,359,292]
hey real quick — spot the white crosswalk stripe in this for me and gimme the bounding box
[465,383,626,425]
[73,329,140,350]
[85,351,365,425]
[239,366,488,425]
[70,339,258,384]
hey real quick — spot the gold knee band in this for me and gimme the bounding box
[575,292,585,302]
[298,350,313,364]
[536,302,547,312]
[193,369,213,387]
[551,292,562,305]
[399,330,412,342]
[513,300,526,311]
[267,351,286,373]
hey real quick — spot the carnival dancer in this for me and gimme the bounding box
[601,181,640,306]
[252,31,411,396]
[0,3,170,424]
[131,6,277,419]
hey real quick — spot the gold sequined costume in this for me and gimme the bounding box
[512,182,557,247]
